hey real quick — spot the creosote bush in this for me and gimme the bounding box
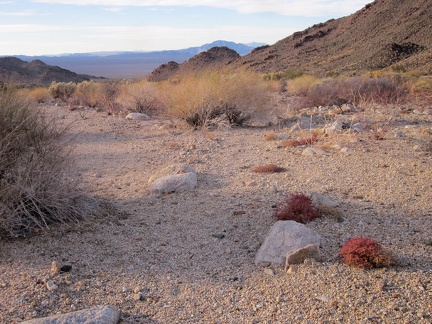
[0,88,92,238]
[339,237,395,269]
[48,81,77,101]
[275,193,321,223]
[252,164,286,174]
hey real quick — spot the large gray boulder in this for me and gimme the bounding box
[150,172,197,194]
[23,305,120,324]
[255,221,321,265]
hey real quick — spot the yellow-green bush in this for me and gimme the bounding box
[287,75,321,96]
[28,87,51,103]
[48,81,77,101]
[75,81,101,107]
[116,80,165,116]
[159,69,273,127]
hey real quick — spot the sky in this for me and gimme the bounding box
[0,0,372,56]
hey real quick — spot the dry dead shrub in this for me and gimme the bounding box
[0,89,93,238]
[116,81,165,116]
[264,132,278,141]
[293,76,408,108]
[287,75,321,96]
[28,87,51,103]
[159,69,272,127]
[252,164,286,173]
[97,82,121,114]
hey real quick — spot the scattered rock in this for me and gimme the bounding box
[340,147,353,153]
[22,305,120,324]
[148,164,195,184]
[285,244,320,266]
[264,268,275,276]
[212,234,225,239]
[60,265,72,273]
[150,172,197,194]
[125,113,151,120]
[255,221,321,265]
[286,265,299,274]
[302,147,327,156]
[133,292,145,301]
[46,280,58,292]
[310,192,339,208]
[50,261,60,276]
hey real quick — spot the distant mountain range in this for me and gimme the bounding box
[12,40,266,79]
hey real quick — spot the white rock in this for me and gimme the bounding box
[150,172,197,194]
[125,112,151,120]
[46,280,58,292]
[255,221,321,265]
[148,164,195,184]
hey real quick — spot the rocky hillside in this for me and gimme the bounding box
[148,46,240,81]
[0,57,99,85]
[232,0,432,75]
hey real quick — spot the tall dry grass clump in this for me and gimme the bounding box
[159,69,272,127]
[0,88,92,238]
[116,80,165,116]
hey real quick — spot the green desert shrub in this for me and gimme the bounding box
[159,69,272,127]
[75,80,101,107]
[48,81,77,101]
[0,88,92,238]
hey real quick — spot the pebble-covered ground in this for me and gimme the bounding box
[0,103,431,323]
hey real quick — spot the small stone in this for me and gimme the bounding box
[212,234,225,239]
[264,268,275,276]
[51,261,60,276]
[340,147,353,153]
[60,265,72,273]
[302,147,327,156]
[133,292,145,301]
[394,131,405,137]
[286,265,298,274]
[46,280,58,292]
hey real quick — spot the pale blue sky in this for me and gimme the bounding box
[0,0,371,55]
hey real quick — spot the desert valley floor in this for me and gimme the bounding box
[0,103,431,323]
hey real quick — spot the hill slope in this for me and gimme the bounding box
[0,57,98,85]
[232,0,432,75]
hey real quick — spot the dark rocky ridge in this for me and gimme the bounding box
[231,0,432,75]
[0,56,100,86]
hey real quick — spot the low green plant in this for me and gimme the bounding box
[0,88,92,238]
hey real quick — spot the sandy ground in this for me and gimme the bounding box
[0,103,431,323]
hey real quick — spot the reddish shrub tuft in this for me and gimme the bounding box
[252,164,286,174]
[339,237,395,269]
[275,193,321,223]
[298,135,319,145]
[281,139,300,147]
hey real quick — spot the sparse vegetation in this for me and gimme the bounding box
[339,237,395,269]
[48,81,77,101]
[275,193,321,223]
[0,88,92,238]
[28,87,51,103]
[159,69,272,127]
[252,164,286,174]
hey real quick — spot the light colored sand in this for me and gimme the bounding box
[1,104,431,323]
